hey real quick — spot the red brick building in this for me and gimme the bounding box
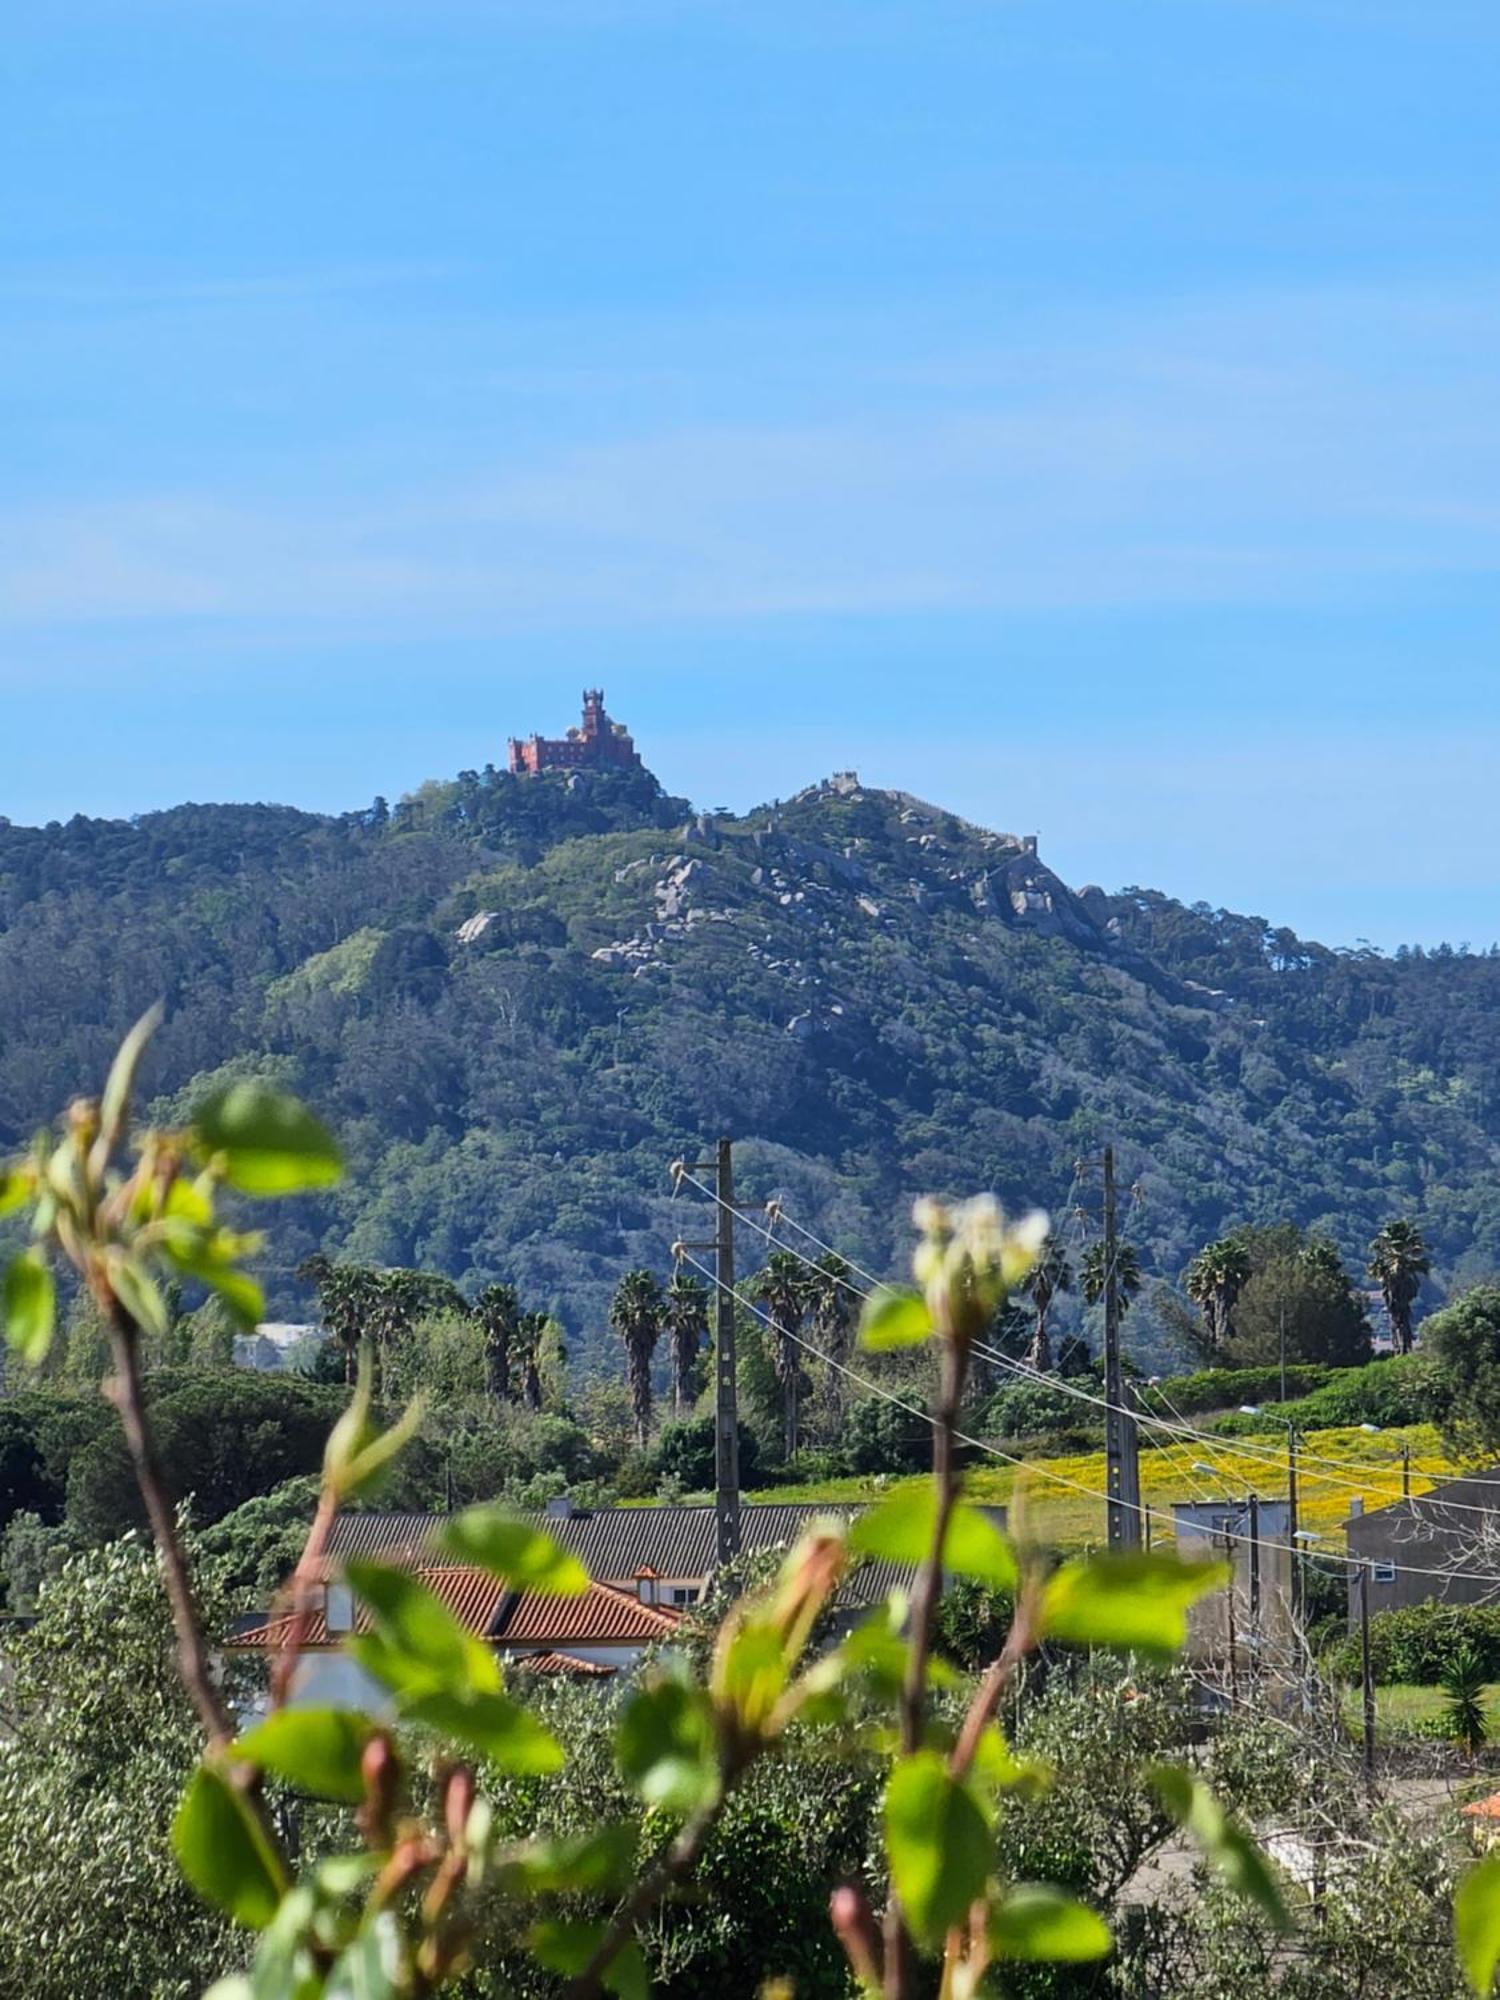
[508,689,643,776]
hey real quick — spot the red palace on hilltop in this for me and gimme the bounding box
[508,689,643,776]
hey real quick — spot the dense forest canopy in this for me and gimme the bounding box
[3,755,1498,1376]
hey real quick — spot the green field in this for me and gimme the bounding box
[1337,1683,1500,1742]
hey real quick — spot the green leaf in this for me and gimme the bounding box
[859,1286,934,1351]
[506,1824,637,1897]
[850,1486,1017,1589]
[108,1252,171,1343]
[232,1709,374,1804]
[437,1506,589,1595]
[528,1920,646,2000]
[883,1750,991,1947]
[719,1615,796,1731]
[324,1912,402,2000]
[616,1675,721,1815]
[167,1248,268,1328]
[989,1884,1112,1962]
[345,1559,502,1696]
[192,1081,343,1198]
[0,1166,33,1217]
[3,1249,55,1366]
[1457,1851,1500,1995]
[172,1764,288,1930]
[323,1350,423,1501]
[1040,1551,1228,1659]
[1150,1766,1290,1932]
[99,1003,164,1152]
[403,1689,564,1774]
[969,1722,1050,1802]
[838,1604,961,1697]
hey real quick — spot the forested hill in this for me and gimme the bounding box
[3,760,1498,1375]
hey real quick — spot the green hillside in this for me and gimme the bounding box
[3,756,1499,1375]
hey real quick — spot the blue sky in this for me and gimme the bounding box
[5,2,1500,948]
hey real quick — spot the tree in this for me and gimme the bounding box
[0,1532,236,1998]
[1022,1235,1073,1372]
[1369,1219,1431,1355]
[1081,1240,1142,1319]
[609,1270,666,1447]
[1229,1226,1371,1368]
[805,1252,857,1432]
[1423,1285,1500,1462]
[298,1254,380,1385]
[753,1250,812,1459]
[513,1309,552,1414]
[1439,1643,1488,1758]
[664,1271,711,1418]
[471,1282,520,1403]
[1185,1235,1253,1356]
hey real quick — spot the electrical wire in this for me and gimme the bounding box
[680,1167,1499,1519]
[669,1242,1500,1591]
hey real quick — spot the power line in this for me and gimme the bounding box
[695,1171,1494,1520]
[669,1242,1500,1591]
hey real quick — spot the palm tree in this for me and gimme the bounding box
[610,1270,667,1447]
[1081,1241,1142,1321]
[512,1310,549,1413]
[1184,1236,1253,1355]
[1368,1220,1430,1355]
[664,1271,711,1418]
[1439,1643,1488,1757]
[754,1250,812,1460]
[1023,1237,1073,1373]
[471,1283,521,1403]
[298,1255,382,1384]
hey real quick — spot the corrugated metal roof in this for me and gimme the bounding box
[495,1580,681,1646]
[325,1501,1004,1590]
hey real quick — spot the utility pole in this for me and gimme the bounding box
[1278,1306,1287,1406]
[1224,1527,1239,1707]
[1102,1145,1141,1550]
[1359,1560,1376,1793]
[1247,1492,1261,1627]
[672,1138,742,1566]
[1288,1430,1301,1627]
[712,1137,741,1566]
[1401,1444,1411,1500]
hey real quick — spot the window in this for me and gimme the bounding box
[1372,1562,1397,1584]
[671,1587,697,1606]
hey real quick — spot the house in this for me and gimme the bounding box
[1174,1498,1295,1667]
[1344,1470,1500,1621]
[231,1561,682,1707]
[319,1498,967,1620]
[230,1498,1005,1710]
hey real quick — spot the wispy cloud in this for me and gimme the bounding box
[5,282,1500,638]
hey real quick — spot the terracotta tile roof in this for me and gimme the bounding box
[495,1579,681,1647]
[514,1651,617,1679]
[230,1564,508,1651]
[231,1567,679,1655]
[1463,1793,1500,1820]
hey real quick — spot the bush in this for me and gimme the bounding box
[841,1393,930,1475]
[1209,1355,1431,1437]
[981,1378,1086,1439]
[1139,1363,1334,1418]
[63,1371,345,1540]
[653,1415,761,1494]
[1323,1599,1500,1685]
